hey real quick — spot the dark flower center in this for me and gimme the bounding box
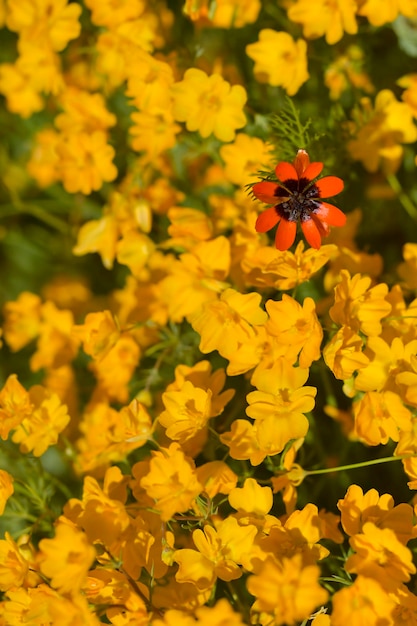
[274,177,321,222]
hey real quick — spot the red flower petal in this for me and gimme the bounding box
[315,176,344,198]
[275,219,296,251]
[303,161,324,181]
[294,150,310,177]
[252,181,279,205]
[314,202,347,226]
[275,161,298,183]
[256,207,280,233]
[301,218,322,249]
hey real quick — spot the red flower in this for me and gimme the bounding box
[252,149,346,251]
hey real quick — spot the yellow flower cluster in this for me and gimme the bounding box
[1,0,417,624]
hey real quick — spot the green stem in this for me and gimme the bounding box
[304,454,412,477]
[386,173,417,221]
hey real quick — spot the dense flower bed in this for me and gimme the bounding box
[1,0,417,624]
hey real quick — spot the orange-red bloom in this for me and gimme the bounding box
[252,149,345,250]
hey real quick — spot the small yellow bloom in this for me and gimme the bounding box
[38,521,96,594]
[196,461,238,498]
[0,374,33,441]
[175,517,257,590]
[266,295,323,368]
[0,470,14,516]
[247,554,328,625]
[347,89,417,173]
[0,532,39,591]
[160,236,231,322]
[287,0,358,45]
[73,310,120,361]
[246,30,309,95]
[353,390,412,446]
[12,385,70,456]
[172,68,247,142]
[331,575,396,626]
[337,484,414,543]
[140,443,203,521]
[346,522,416,590]
[7,0,82,51]
[57,130,118,195]
[246,358,316,455]
[211,0,261,28]
[73,214,119,270]
[190,288,267,357]
[3,292,42,351]
[220,134,273,186]
[55,87,117,134]
[329,270,391,336]
[228,478,273,517]
[323,325,369,380]
[358,0,417,26]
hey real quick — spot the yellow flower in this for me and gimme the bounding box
[242,241,338,291]
[90,335,141,403]
[325,45,374,100]
[358,0,417,26]
[246,30,309,95]
[7,0,82,51]
[347,90,417,173]
[140,443,203,521]
[160,361,234,443]
[0,59,44,118]
[76,400,153,474]
[55,87,116,134]
[116,231,155,277]
[398,243,417,290]
[0,470,13,516]
[172,68,247,142]
[323,326,369,380]
[329,270,392,336]
[337,484,414,544]
[30,301,79,372]
[259,503,330,563]
[346,522,416,590]
[73,310,120,361]
[166,207,213,249]
[56,130,118,194]
[220,133,273,186]
[27,128,60,187]
[196,461,238,498]
[0,532,40,591]
[353,390,412,446]
[160,236,231,322]
[354,336,417,393]
[2,292,42,351]
[190,288,267,357]
[12,385,70,456]
[331,575,396,626]
[211,0,261,27]
[228,478,273,517]
[220,418,267,466]
[84,0,145,28]
[159,380,213,443]
[38,521,96,594]
[265,295,323,368]
[2,585,102,625]
[0,375,33,440]
[287,0,358,45]
[130,110,181,160]
[174,517,257,590]
[247,554,328,625]
[247,358,316,456]
[72,214,119,270]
